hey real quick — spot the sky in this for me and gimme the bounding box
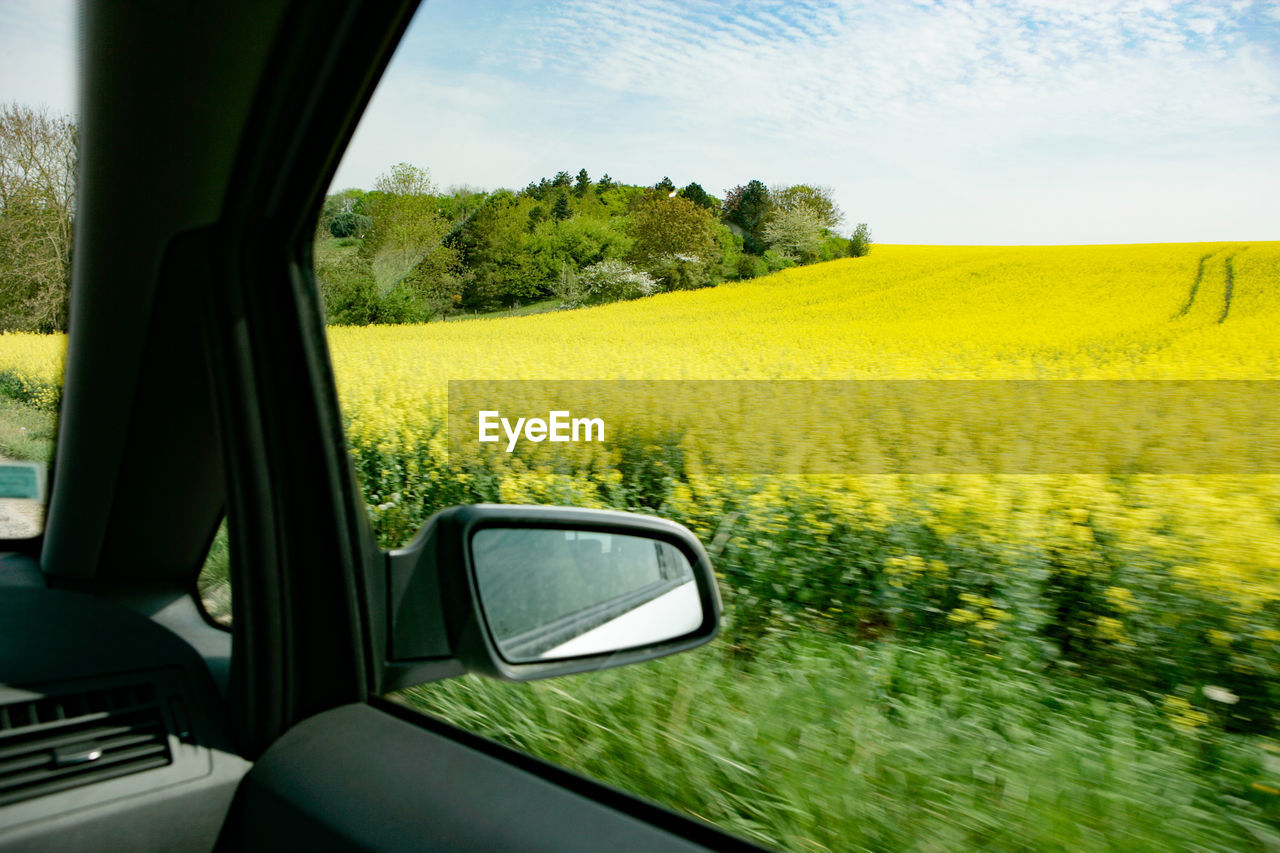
[3,0,1278,244]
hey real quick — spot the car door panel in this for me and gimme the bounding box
[223,702,756,852]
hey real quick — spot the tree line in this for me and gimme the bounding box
[0,101,872,332]
[0,104,76,333]
[314,164,872,325]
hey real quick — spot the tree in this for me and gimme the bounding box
[529,215,631,291]
[551,170,572,189]
[363,163,456,308]
[721,179,771,255]
[554,259,657,308]
[763,206,828,264]
[761,184,843,265]
[848,222,872,257]
[328,211,371,239]
[316,187,368,238]
[527,204,546,232]
[677,181,716,211]
[314,245,380,324]
[447,190,543,310]
[374,161,434,197]
[628,192,718,290]
[551,191,572,222]
[573,168,591,198]
[0,103,77,332]
[654,176,675,194]
[596,173,615,193]
[771,184,842,231]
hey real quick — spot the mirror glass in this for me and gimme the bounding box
[472,527,703,662]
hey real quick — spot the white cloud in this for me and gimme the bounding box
[4,0,1274,242]
[291,0,1280,241]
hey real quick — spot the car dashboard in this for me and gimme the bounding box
[0,554,248,852]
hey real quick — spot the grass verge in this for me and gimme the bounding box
[399,633,1280,852]
[0,396,56,462]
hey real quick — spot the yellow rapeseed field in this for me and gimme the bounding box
[324,242,1280,709]
[3,242,1278,705]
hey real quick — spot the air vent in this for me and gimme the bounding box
[0,682,172,807]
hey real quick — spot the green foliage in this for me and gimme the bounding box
[627,192,718,290]
[762,249,797,272]
[762,206,829,264]
[362,163,459,314]
[314,245,382,325]
[819,232,851,262]
[0,104,76,332]
[721,179,772,256]
[555,259,658,309]
[654,175,675,194]
[771,183,843,230]
[446,191,542,311]
[0,395,57,461]
[551,191,572,222]
[712,224,746,280]
[760,185,848,264]
[316,187,369,238]
[849,222,873,257]
[677,181,717,211]
[437,187,487,223]
[523,179,548,201]
[736,253,769,279]
[0,366,61,411]
[311,164,869,320]
[530,216,632,292]
[313,235,458,324]
[328,211,371,239]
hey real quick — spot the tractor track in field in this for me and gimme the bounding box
[1174,248,1240,324]
[1175,253,1212,318]
[1218,253,1236,324]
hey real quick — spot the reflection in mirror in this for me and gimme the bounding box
[472,528,702,663]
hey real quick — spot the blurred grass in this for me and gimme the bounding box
[0,397,56,462]
[399,634,1280,852]
[198,520,231,626]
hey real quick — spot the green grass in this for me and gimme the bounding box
[399,633,1280,852]
[197,521,231,626]
[444,298,564,321]
[0,396,56,462]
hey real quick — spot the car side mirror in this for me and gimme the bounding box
[382,505,721,687]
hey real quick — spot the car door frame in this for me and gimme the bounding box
[49,0,761,849]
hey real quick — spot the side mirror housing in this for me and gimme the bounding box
[382,505,721,688]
